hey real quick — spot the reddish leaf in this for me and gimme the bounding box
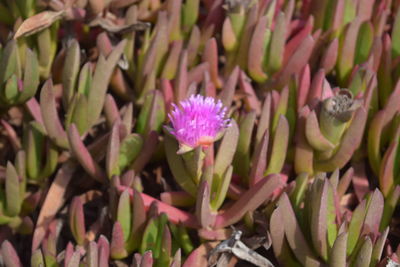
[32,161,77,251]
[214,174,282,228]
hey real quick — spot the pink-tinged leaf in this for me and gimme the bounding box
[265,115,289,175]
[39,79,69,149]
[305,110,335,151]
[362,189,384,241]
[25,98,44,126]
[196,181,214,228]
[69,197,86,245]
[161,79,174,114]
[239,71,261,114]
[1,240,22,267]
[357,0,374,22]
[187,26,201,66]
[382,79,400,125]
[170,248,181,267]
[214,174,282,228]
[329,232,347,267]
[198,228,231,240]
[248,15,269,82]
[276,35,315,88]
[284,16,313,64]
[337,18,362,84]
[297,65,310,111]
[126,188,146,251]
[1,120,21,152]
[306,68,325,109]
[315,107,367,172]
[255,93,272,148]
[270,208,285,260]
[66,250,81,267]
[142,12,168,78]
[111,222,128,259]
[98,235,110,267]
[202,38,222,88]
[87,241,98,267]
[352,162,370,202]
[14,10,64,39]
[278,193,318,265]
[331,0,345,32]
[203,0,223,32]
[337,167,354,197]
[32,161,77,251]
[117,185,199,228]
[140,251,154,267]
[174,50,188,103]
[64,242,74,266]
[249,130,269,186]
[67,124,107,183]
[87,40,126,128]
[104,94,121,129]
[218,66,239,108]
[294,107,314,174]
[379,140,397,197]
[160,191,195,207]
[367,36,382,73]
[182,242,219,267]
[321,38,338,73]
[186,63,208,86]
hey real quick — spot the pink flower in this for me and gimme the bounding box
[167,95,230,150]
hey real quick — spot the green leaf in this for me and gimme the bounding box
[5,162,21,217]
[355,22,373,65]
[164,133,197,196]
[18,48,39,103]
[392,7,400,58]
[0,40,20,83]
[233,111,256,179]
[329,233,347,267]
[62,39,80,108]
[117,190,132,242]
[347,200,367,255]
[265,115,289,175]
[119,134,143,171]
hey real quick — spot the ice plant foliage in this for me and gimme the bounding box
[167,95,230,151]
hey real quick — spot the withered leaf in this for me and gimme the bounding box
[88,17,150,34]
[14,10,65,39]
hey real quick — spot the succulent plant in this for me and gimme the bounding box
[1,0,400,266]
